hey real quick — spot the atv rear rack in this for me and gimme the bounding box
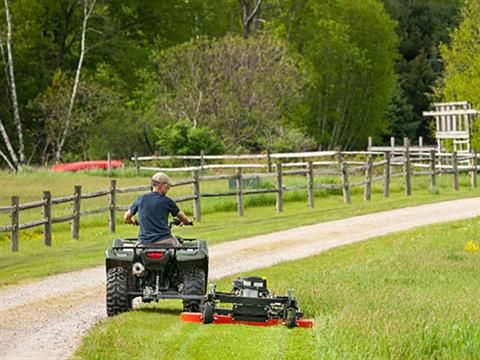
[112,243,201,256]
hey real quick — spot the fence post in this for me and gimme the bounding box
[43,191,52,246]
[236,167,244,216]
[419,136,423,147]
[267,150,272,173]
[11,196,19,252]
[134,152,140,176]
[403,138,411,196]
[368,136,372,150]
[109,179,116,233]
[452,151,459,191]
[383,151,390,198]
[307,161,314,208]
[364,155,373,201]
[192,170,201,221]
[430,150,437,190]
[71,185,81,240]
[107,152,112,176]
[338,152,351,204]
[389,139,395,176]
[200,150,206,176]
[472,152,478,189]
[275,163,283,212]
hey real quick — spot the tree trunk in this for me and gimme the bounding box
[0,148,14,170]
[0,118,19,170]
[55,0,96,163]
[4,0,24,167]
[240,0,262,38]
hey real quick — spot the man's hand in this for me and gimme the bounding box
[177,211,193,226]
[123,210,138,225]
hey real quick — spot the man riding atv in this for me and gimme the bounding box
[124,172,193,246]
[106,172,207,316]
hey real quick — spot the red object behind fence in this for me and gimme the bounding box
[52,160,123,172]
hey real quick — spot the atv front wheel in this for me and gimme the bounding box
[106,267,131,316]
[183,267,205,312]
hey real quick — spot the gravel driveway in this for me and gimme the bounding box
[1,197,479,359]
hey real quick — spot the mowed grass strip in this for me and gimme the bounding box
[0,169,479,287]
[76,217,480,360]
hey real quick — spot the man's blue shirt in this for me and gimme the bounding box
[129,192,180,243]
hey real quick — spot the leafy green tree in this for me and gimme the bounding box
[381,0,463,141]
[0,0,423,165]
[0,0,243,166]
[438,0,480,150]
[274,0,398,149]
[153,34,310,152]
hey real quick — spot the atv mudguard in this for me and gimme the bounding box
[105,238,135,271]
[176,240,208,263]
[177,240,209,281]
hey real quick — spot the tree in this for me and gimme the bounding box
[54,0,96,163]
[0,0,24,170]
[240,0,263,38]
[274,0,398,149]
[153,34,310,152]
[381,0,463,141]
[438,0,480,150]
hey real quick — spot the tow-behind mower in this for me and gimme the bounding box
[180,276,314,328]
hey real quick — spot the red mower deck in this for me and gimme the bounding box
[180,312,314,328]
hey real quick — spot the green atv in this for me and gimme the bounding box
[105,219,208,316]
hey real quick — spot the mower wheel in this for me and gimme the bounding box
[202,302,215,324]
[183,266,205,312]
[286,307,297,329]
[106,267,131,316]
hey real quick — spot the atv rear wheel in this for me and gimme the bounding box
[183,266,205,312]
[106,267,131,316]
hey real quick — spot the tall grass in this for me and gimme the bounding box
[76,217,480,359]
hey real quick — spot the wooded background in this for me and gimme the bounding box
[0,0,478,171]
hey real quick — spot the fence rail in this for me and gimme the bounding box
[1,149,478,251]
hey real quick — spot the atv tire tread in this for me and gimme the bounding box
[106,267,131,316]
[183,266,205,312]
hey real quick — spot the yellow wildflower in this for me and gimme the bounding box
[464,240,480,253]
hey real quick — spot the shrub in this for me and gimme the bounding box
[155,121,225,157]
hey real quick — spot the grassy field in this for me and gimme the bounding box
[0,168,479,287]
[75,217,480,360]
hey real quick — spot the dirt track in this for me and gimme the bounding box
[1,197,479,359]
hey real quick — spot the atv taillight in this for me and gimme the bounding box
[146,251,165,259]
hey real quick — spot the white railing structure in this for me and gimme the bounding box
[423,101,479,154]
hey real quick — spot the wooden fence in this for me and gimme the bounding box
[1,150,478,252]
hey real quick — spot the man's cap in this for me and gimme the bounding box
[151,172,174,186]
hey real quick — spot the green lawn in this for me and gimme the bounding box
[0,168,479,287]
[76,217,480,360]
